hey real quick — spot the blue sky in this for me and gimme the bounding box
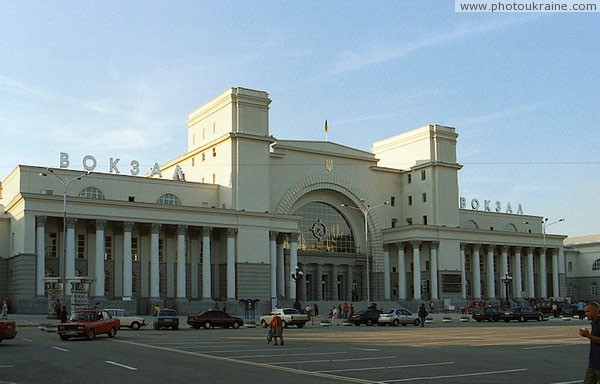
[0,1,597,237]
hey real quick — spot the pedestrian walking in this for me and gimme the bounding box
[270,314,284,346]
[579,301,600,383]
[418,303,428,327]
[1,300,8,319]
[60,306,68,323]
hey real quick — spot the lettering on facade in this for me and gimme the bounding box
[59,152,185,181]
[459,196,523,215]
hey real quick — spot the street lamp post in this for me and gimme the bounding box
[341,200,389,303]
[501,273,513,307]
[542,217,565,297]
[39,168,91,307]
[291,265,304,304]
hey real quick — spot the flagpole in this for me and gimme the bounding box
[324,120,328,141]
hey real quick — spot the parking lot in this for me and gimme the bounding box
[0,317,591,383]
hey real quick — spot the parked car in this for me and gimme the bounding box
[57,309,120,340]
[0,320,17,343]
[259,308,309,328]
[378,308,420,326]
[560,304,579,317]
[349,309,383,326]
[500,306,544,322]
[472,306,502,322]
[154,309,179,330]
[187,309,244,329]
[105,308,147,330]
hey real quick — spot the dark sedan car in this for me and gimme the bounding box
[0,320,17,343]
[187,309,244,329]
[500,306,544,322]
[349,309,383,326]
[472,307,502,322]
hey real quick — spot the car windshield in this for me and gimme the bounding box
[160,310,176,316]
[70,312,96,321]
[283,309,299,315]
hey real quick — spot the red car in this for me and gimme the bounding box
[0,320,17,343]
[187,309,244,329]
[57,309,120,340]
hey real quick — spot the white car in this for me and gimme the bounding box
[105,309,147,330]
[378,308,421,326]
[259,308,309,328]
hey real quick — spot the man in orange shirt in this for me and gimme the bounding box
[270,315,284,346]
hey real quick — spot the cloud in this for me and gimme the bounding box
[332,16,534,73]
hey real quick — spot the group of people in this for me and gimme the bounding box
[328,303,355,320]
[53,299,68,323]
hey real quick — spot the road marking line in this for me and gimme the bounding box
[547,381,583,384]
[238,351,346,359]
[105,361,138,371]
[0,365,15,368]
[21,338,32,342]
[319,361,454,373]
[52,346,68,352]
[203,347,308,354]
[275,356,396,365]
[115,339,377,383]
[352,348,379,351]
[382,368,528,383]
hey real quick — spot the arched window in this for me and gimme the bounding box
[466,220,478,229]
[593,259,600,271]
[79,186,105,199]
[294,202,356,253]
[505,223,517,232]
[157,193,181,206]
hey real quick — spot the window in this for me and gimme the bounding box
[45,233,57,258]
[408,196,413,206]
[422,193,427,203]
[202,153,206,162]
[390,196,395,207]
[212,147,216,157]
[79,186,105,200]
[568,261,572,273]
[423,215,428,225]
[593,259,600,271]
[466,220,479,229]
[132,272,138,293]
[465,254,471,272]
[191,157,195,166]
[421,170,426,180]
[406,218,413,225]
[157,193,181,206]
[105,271,110,293]
[132,237,138,262]
[592,282,598,296]
[104,236,112,260]
[407,174,412,184]
[159,239,164,262]
[391,218,398,228]
[295,201,356,253]
[77,234,86,259]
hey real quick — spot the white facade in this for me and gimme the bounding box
[0,87,571,314]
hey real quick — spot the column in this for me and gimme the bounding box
[288,233,299,300]
[411,241,422,300]
[526,247,535,297]
[430,242,439,300]
[122,222,133,298]
[277,234,285,297]
[298,263,307,302]
[177,225,187,299]
[485,245,495,299]
[150,223,161,298]
[35,216,47,296]
[226,228,237,300]
[514,247,523,298]
[552,248,559,297]
[397,243,406,300]
[472,245,481,299]
[331,264,339,302]
[269,231,278,300]
[540,248,548,298]
[316,263,323,300]
[460,243,467,300]
[202,227,212,299]
[65,218,77,297]
[501,246,509,277]
[346,265,353,301]
[383,244,391,300]
[94,220,106,298]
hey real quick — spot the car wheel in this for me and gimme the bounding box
[393,319,399,326]
[60,335,69,341]
[108,327,116,338]
[476,319,482,322]
[232,322,240,329]
[131,322,140,330]
[366,319,373,326]
[519,315,526,322]
[86,328,96,340]
[296,323,304,328]
[537,314,544,321]
[203,321,212,329]
[282,321,288,328]
[261,320,268,328]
